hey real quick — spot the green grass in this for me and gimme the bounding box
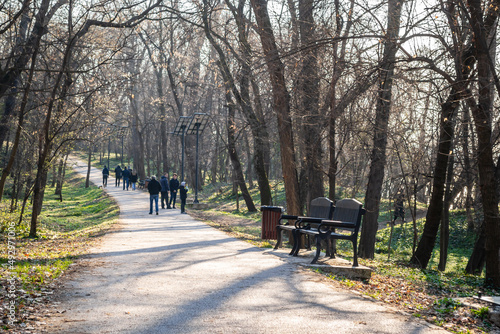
[193,182,494,333]
[0,168,119,292]
[195,181,491,295]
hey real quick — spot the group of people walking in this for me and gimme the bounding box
[102,165,188,216]
[146,173,188,215]
[111,165,139,190]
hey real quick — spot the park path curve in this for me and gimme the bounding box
[47,157,448,334]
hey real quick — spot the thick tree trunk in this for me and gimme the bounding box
[30,152,49,237]
[466,222,486,275]
[250,0,300,215]
[55,158,63,195]
[0,0,50,101]
[205,0,273,205]
[0,11,42,202]
[30,16,74,237]
[129,103,146,180]
[466,0,500,286]
[226,99,257,212]
[411,93,458,267]
[358,0,402,258]
[299,0,323,204]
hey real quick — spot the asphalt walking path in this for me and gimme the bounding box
[47,158,448,333]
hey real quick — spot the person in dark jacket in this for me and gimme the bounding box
[179,181,188,214]
[392,192,405,225]
[168,173,180,209]
[147,176,162,215]
[122,166,131,190]
[160,173,170,209]
[114,165,122,187]
[130,169,138,190]
[102,166,109,187]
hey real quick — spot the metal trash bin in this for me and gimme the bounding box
[260,206,283,240]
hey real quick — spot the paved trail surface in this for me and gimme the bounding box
[48,158,447,333]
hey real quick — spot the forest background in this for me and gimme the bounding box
[1,0,500,292]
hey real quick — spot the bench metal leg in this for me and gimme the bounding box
[274,226,283,250]
[352,239,358,267]
[290,230,301,256]
[311,236,323,264]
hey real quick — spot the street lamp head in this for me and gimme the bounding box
[186,113,210,135]
[173,116,192,136]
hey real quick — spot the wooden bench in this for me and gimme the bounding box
[291,198,365,266]
[274,197,334,254]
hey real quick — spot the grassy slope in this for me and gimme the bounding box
[0,168,119,331]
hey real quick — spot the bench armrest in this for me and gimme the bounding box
[295,216,325,228]
[318,220,354,234]
[278,214,298,225]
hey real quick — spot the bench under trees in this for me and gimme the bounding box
[291,199,365,266]
[274,197,335,252]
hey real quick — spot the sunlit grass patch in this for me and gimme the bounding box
[0,166,119,330]
[193,183,495,333]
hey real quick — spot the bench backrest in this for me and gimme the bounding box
[332,198,365,231]
[309,197,335,220]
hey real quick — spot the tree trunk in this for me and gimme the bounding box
[299,0,323,204]
[439,142,455,271]
[411,92,458,267]
[86,142,92,188]
[0,0,50,102]
[462,107,475,230]
[0,11,42,202]
[464,0,500,286]
[358,0,403,258]
[55,158,64,195]
[250,0,300,215]
[466,222,486,275]
[226,97,257,212]
[205,0,273,205]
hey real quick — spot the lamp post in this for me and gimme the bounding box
[107,136,110,169]
[186,113,210,204]
[172,116,192,182]
[119,126,127,166]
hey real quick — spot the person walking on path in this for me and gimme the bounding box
[102,166,109,187]
[392,192,405,225]
[179,181,188,214]
[130,169,138,191]
[147,175,162,215]
[160,173,170,209]
[169,173,180,209]
[122,166,131,190]
[114,165,122,187]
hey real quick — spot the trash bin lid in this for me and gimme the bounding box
[260,206,283,212]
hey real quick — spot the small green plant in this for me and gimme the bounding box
[434,297,462,314]
[471,307,489,320]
